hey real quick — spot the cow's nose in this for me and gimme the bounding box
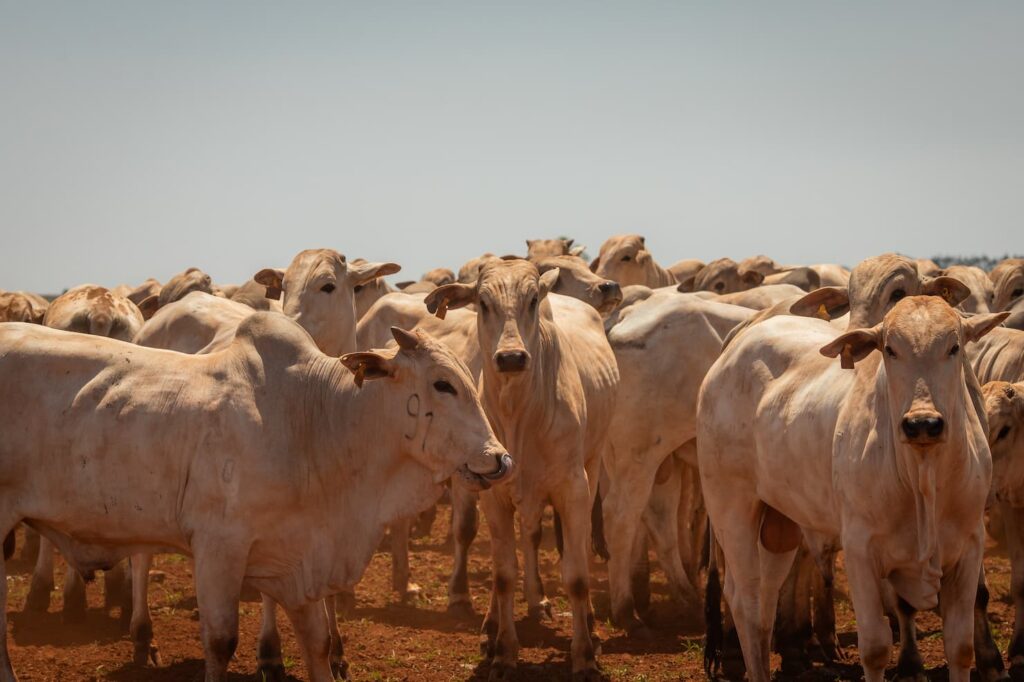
[494,350,529,373]
[902,415,945,443]
[599,281,621,299]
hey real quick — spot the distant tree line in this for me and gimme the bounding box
[931,254,1022,271]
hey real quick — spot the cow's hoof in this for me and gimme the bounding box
[336,592,356,620]
[24,580,53,613]
[480,636,495,660]
[256,663,287,682]
[488,662,515,681]
[399,583,422,601]
[572,668,607,682]
[527,599,553,623]
[133,642,161,666]
[447,600,475,620]
[331,659,349,680]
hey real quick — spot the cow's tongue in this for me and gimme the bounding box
[466,452,513,480]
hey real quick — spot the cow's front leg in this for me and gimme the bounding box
[479,493,519,681]
[0,525,19,682]
[128,553,161,666]
[257,594,286,681]
[388,521,420,600]
[447,482,479,618]
[192,542,246,682]
[283,600,339,682]
[520,505,550,622]
[846,547,893,682]
[554,476,601,680]
[975,564,1009,682]
[103,559,129,613]
[26,535,55,612]
[941,535,986,682]
[1004,504,1024,680]
[323,595,346,679]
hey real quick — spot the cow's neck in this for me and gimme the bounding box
[644,261,674,289]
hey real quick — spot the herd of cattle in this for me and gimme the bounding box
[0,235,1022,682]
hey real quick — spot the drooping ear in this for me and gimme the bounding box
[424,282,477,319]
[340,351,394,388]
[254,268,286,300]
[922,275,970,308]
[136,295,160,320]
[676,275,696,293]
[789,287,850,320]
[963,311,1011,343]
[349,261,401,287]
[635,250,651,264]
[391,326,420,351]
[589,255,601,273]
[569,244,586,257]
[538,268,560,299]
[740,269,765,288]
[820,325,882,369]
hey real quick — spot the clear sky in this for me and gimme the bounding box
[2,2,1021,293]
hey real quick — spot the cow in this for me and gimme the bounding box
[941,264,995,314]
[457,253,500,284]
[112,278,162,315]
[227,277,285,312]
[738,255,851,289]
[425,260,618,679]
[0,318,512,682]
[0,291,48,323]
[693,283,809,310]
[991,258,1024,314]
[534,256,622,314]
[591,234,677,289]
[699,295,1007,682]
[149,267,216,311]
[526,238,585,260]
[668,259,706,290]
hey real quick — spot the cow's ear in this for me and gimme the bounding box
[525,239,534,249]
[820,325,882,369]
[136,295,160,320]
[790,287,850,321]
[922,276,970,308]
[349,261,401,287]
[569,244,586,257]
[254,268,285,300]
[538,268,560,300]
[635,250,651,264]
[963,311,1011,343]
[424,283,476,320]
[391,326,420,351]
[340,351,394,388]
[589,255,601,273]
[740,269,765,288]
[676,275,696,293]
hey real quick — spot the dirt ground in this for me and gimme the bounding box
[3,506,1016,682]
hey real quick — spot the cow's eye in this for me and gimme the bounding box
[530,295,538,310]
[714,282,725,292]
[890,288,906,303]
[885,345,897,358]
[433,380,457,396]
[479,300,489,314]
[949,343,960,357]
[353,284,364,293]
[1013,288,1023,299]
[321,283,336,294]
[998,425,1011,441]
[621,255,631,262]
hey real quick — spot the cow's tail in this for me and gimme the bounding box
[703,518,723,680]
[3,530,15,561]
[553,510,564,558]
[591,485,609,561]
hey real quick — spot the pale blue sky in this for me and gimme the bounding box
[2,2,1021,293]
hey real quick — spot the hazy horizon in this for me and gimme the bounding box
[2,2,1021,293]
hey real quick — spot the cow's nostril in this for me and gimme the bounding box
[924,417,944,438]
[495,350,529,373]
[902,416,944,442]
[902,418,919,440]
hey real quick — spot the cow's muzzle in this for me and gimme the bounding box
[597,281,623,312]
[494,350,529,373]
[458,453,514,491]
[901,413,945,446]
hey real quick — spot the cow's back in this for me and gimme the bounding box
[135,291,253,353]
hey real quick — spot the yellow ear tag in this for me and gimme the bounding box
[816,303,830,320]
[840,344,855,370]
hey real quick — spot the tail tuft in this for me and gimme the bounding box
[703,524,723,680]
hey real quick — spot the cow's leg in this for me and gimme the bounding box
[335,588,355,620]
[26,535,55,612]
[891,593,924,681]
[22,526,40,564]
[846,547,893,682]
[675,454,707,589]
[975,564,1009,682]
[192,545,245,682]
[520,505,550,622]
[774,545,813,676]
[810,542,843,662]
[1004,504,1024,681]
[554,475,601,679]
[129,553,161,666]
[447,483,479,618]
[257,594,286,681]
[323,596,346,679]
[602,451,660,634]
[0,524,18,682]
[941,538,986,682]
[642,459,700,614]
[411,504,438,540]
[283,600,339,682]
[389,521,420,600]
[62,567,88,622]
[103,560,128,612]
[479,493,519,680]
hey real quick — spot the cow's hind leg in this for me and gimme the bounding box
[1003,504,1024,680]
[389,521,420,600]
[0,522,19,682]
[62,567,88,622]
[642,459,700,613]
[447,483,479,618]
[129,553,160,666]
[975,565,1009,682]
[257,594,286,682]
[554,476,601,680]
[103,559,129,613]
[774,545,814,676]
[284,600,338,682]
[26,535,55,612]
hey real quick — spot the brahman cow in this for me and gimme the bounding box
[992,258,1024,314]
[591,234,677,288]
[425,260,618,680]
[0,318,511,682]
[941,264,995,314]
[0,291,48,323]
[699,297,1007,682]
[526,238,585,260]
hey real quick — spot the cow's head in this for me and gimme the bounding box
[846,253,971,329]
[0,291,47,324]
[526,238,584,260]
[984,381,1024,505]
[591,234,659,287]
[692,258,764,294]
[421,268,456,287]
[157,267,214,309]
[425,260,556,376]
[254,250,399,356]
[535,256,622,314]
[939,265,994,314]
[737,255,780,278]
[991,258,1024,314]
[457,253,500,284]
[340,327,512,490]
